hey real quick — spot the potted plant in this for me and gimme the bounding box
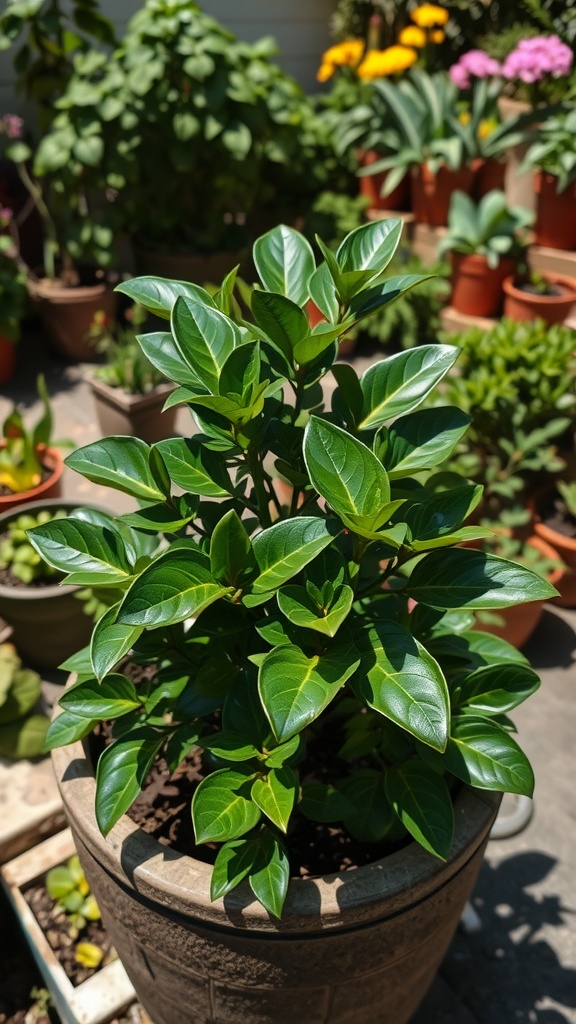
[28,220,555,1024]
[0,375,67,512]
[0,642,49,760]
[530,480,576,608]
[0,205,27,384]
[521,107,576,251]
[438,189,533,317]
[502,268,576,325]
[87,304,177,444]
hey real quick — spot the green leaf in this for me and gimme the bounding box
[43,710,98,751]
[264,734,302,768]
[0,715,49,760]
[154,437,233,497]
[171,295,242,394]
[385,760,454,859]
[218,341,262,401]
[277,583,353,637]
[192,767,260,843]
[65,437,167,502]
[115,277,216,319]
[118,497,198,534]
[303,417,390,519]
[90,605,143,682]
[210,509,256,586]
[407,549,559,609]
[138,332,202,387]
[251,766,297,832]
[308,262,338,323]
[59,675,141,720]
[251,291,308,361]
[210,837,261,901]
[95,727,165,834]
[339,769,394,842]
[406,485,483,548]
[445,718,535,796]
[248,829,290,919]
[353,622,450,751]
[27,518,133,586]
[253,225,316,306]
[455,663,540,714]
[299,782,353,822]
[384,407,471,479]
[251,517,339,594]
[259,639,360,742]
[358,345,460,430]
[0,669,40,724]
[118,545,231,628]
[201,732,260,762]
[347,274,432,325]
[336,218,403,276]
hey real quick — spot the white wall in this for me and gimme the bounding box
[0,0,336,115]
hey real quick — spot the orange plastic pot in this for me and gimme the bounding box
[357,150,410,212]
[0,334,16,384]
[535,173,576,251]
[411,164,475,227]
[450,253,515,317]
[529,488,576,607]
[0,445,64,512]
[502,273,576,325]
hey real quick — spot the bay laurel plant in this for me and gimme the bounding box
[29,220,556,918]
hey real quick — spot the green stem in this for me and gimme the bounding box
[247,448,272,529]
[16,161,59,280]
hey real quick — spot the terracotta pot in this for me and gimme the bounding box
[450,253,515,317]
[0,334,16,385]
[411,164,475,227]
[529,488,576,607]
[52,727,501,1024]
[89,378,177,444]
[357,150,410,212]
[502,273,576,325]
[133,245,242,285]
[472,159,506,199]
[27,277,117,362]
[0,446,64,513]
[0,499,96,669]
[535,173,576,251]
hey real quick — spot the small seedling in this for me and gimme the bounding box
[46,854,104,966]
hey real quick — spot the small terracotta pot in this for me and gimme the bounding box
[450,253,515,317]
[472,159,506,199]
[27,277,117,362]
[502,273,576,325]
[411,164,475,227]
[357,150,410,212]
[0,334,16,384]
[529,488,576,607]
[89,378,177,444]
[535,173,576,252]
[0,446,64,513]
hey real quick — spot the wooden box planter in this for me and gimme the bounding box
[1,828,136,1024]
[89,378,177,444]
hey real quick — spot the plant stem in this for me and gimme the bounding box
[16,161,59,279]
[247,447,272,529]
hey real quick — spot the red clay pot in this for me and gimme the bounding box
[502,273,576,325]
[411,164,475,227]
[529,488,576,607]
[0,445,64,513]
[27,277,117,362]
[357,150,410,212]
[473,159,506,199]
[535,172,576,251]
[0,335,16,384]
[450,253,515,317]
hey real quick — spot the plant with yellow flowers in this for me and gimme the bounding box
[317,39,365,83]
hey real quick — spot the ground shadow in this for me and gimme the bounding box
[524,608,576,670]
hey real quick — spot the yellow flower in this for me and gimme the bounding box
[478,117,499,140]
[357,45,418,80]
[317,62,334,82]
[411,4,449,28]
[398,25,427,48]
[458,110,471,125]
[430,29,445,43]
[317,39,365,80]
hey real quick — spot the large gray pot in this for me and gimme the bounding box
[0,499,95,670]
[53,727,501,1024]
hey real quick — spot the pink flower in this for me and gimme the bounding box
[449,50,502,90]
[2,114,24,139]
[0,207,13,222]
[502,36,573,83]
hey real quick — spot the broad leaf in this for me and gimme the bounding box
[137,332,202,387]
[277,582,353,637]
[192,767,261,843]
[91,604,143,681]
[154,437,234,497]
[303,417,390,518]
[251,766,298,832]
[248,829,290,919]
[95,727,165,834]
[336,218,403,276]
[339,769,395,842]
[210,509,256,587]
[116,276,216,319]
[454,663,540,714]
[407,549,558,609]
[210,837,261,901]
[118,545,231,627]
[385,760,454,859]
[66,437,167,502]
[384,407,471,479]
[171,295,242,394]
[201,731,260,762]
[308,262,339,323]
[251,517,339,594]
[28,518,133,586]
[299,782,354,822]
[251,290,309,361]
[358,345,459,430]
[59,674,141,719]
[253,224,316,306]
[445,717,535,796]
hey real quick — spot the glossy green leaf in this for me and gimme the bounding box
[385,760,454,859]
[339,769,395,842]
[192,767,261,843]
[264,734,302,768]
[353,622,450,751]
[118,545,231,627]
[171,295,242,394]
[277,582,353,637]
[218,341,262,402]
[251,766,297,831]
[445,717,535,796]
[336,218,403,276]
[223,671,274,750]
[292,322,351,366]
[28,518,133,586]
[0,715,49,761]
[251,290,309,360]
[308,261,339,323]
[347,274,432,325]
[406,485,483,546]
[384,407,471,479]
[65,437,167,502]
[201,731,260,762]
[248,829,290,919]
[90,605,143,682]
[299,782,353,823]
[331,363,363,428]
[210,509,256,586]
[253,225,316,306]
[137,331,203,387]
[95,728,165,834]
[154,437,233,497]
[407,549,558,609]
[118,497,198,534]
[43,710,98,751]
[0,669,40,724]
[59,674,141,720]
[455,663,540,714]
[303,417,390,518]
[210,837,261,902]
[259,639,360,742]
[251,517,339,594]
[255,614,312,650]
[358,345,459,430]
[116,277,215,319]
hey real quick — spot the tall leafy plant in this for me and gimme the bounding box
[31,221,555,918]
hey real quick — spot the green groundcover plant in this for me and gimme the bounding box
[30,221,555,918]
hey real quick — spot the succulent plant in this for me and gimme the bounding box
[0,509,67,584]
[0,643,49,759]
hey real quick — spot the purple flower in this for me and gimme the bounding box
[1,114,24,138]
[502,36,573,84]
[449,50,502,90]
[0,206,13,222]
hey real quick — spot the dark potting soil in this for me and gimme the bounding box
[515,280,563,297]
[540,493,576,540]
[23,884,116,987]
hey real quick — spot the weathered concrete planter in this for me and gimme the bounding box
[53,732,501,1024]
[89,377,177,444]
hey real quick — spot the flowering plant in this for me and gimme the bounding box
[0,205,26,342]
[502,35,573,86]
[449,51,502,91]
[521,107,576,193]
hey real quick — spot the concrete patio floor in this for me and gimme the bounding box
[1,324,575,1024]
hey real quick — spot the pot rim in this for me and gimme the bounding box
[52,714,500,935]
[0,446,64,511]
[502,273,576,303]
[529,485,576,553]
[27,278,113,303]
[89,375,175,411]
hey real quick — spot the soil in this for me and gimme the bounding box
[0,466,53,501]
[23,884,116,987]
[515,279,563,297]
[540,492,576,540]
